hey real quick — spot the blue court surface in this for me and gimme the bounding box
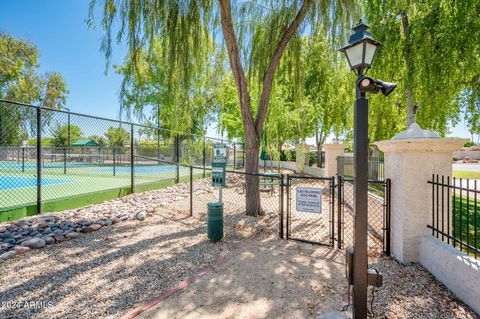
[0,176,75,190]
[93,165,179,173]
[1,161,93,169]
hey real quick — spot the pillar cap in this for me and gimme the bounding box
[322,143,346,150]
[392,123,440,140]
[375,138,467,153]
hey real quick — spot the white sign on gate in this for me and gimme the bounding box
[296,187,323,213]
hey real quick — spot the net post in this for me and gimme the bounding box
[36,107,42,215]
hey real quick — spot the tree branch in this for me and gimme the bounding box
[219,0,256,140]
[254,0,313,135]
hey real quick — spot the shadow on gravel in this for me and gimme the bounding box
[0,209,261,319]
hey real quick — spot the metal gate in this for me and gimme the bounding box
[283,175,391,255]
[286,175,336,246]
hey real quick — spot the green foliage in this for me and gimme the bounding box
[52,125,83,147]
[464,141,475,148]
[105,127,130,151]
[0,32,69,146]
[89,135,107,148]
[364,0,480,139]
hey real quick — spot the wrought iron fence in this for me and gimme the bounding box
[0,100,244,216]
[428,175,479,259]
[337,156,384,181]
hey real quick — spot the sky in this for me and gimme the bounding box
[0,0,472,142]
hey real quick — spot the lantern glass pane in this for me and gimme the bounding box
[364,42,377,66]
[345,42,364,68]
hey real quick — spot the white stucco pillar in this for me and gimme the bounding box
[375,123,466,263]
[322,143,346,177]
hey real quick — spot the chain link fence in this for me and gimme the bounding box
[0,100,243,217]
[338,177,391,256]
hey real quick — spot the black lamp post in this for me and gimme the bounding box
[340,20,396,318]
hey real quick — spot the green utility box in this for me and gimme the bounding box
[207,202,224,241]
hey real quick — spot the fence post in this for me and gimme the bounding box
[130,124,135,193]
[385,178,391,256]
[66,110,70,175]
[233,142,236,170]
[63,146,67,175]
[113,148,116,176]
[286,174,290,239]
[175,134,180,184]
[337,175,343,249]
[331,176,335,247]
[190,166,193,216]
[279,173,284,239]
[36,107,42,215]
[202,136,206,178]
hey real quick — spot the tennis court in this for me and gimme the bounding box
[0,158,192,210]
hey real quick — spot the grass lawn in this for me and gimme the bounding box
[453,196,480,253]
[452,170,480,179]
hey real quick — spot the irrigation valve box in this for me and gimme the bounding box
[212,144,227,187]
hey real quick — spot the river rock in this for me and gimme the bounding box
[65,232,80,239]
[81,223,102,233]
[54,235,66,242]
[0,251,16,261]
[22,238,46,249]
[14,246,31,254]
[135,211,146,221]
[3,238,16,245]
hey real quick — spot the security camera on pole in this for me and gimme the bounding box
[339,20,397,318]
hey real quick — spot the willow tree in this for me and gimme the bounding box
[364,0,480,136]
[89,0,354,216]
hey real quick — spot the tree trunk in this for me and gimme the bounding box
[219,0,312,216]
[245,136,262,216]
[405,85,416,126]
[402,12,416,127]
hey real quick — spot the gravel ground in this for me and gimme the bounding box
[0,182,277,319]
[0,177,477,319]
[369,257,477,319]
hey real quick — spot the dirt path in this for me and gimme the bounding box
[136,237,346,319]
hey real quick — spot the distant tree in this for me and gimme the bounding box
[89,135,107,148]
[105,127,130,152]
[52,124,83,147]
[0,32,69,145]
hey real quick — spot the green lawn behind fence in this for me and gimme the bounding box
[453,196,480,252]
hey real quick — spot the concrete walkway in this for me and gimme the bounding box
[132,237,346,319]
[453,163,480,172]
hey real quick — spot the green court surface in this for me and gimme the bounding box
[0,161,208,222]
